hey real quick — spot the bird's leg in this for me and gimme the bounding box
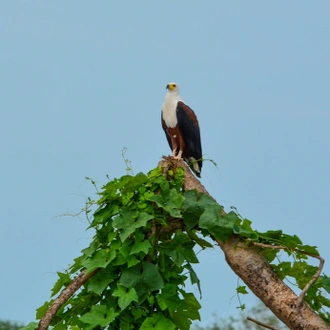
[171,136,179,158]
[173,149,183,159]
[171,137,182,159]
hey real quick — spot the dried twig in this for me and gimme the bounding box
[248,239,325,306]
[247,316,280,330]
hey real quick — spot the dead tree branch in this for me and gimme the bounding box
[247,316,279,330]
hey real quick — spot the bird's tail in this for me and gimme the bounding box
[186,157,202,178]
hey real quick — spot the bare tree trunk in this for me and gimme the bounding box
[159,158,330,330]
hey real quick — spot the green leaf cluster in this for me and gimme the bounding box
[222,211,330,323]
[34,167,205,329]
[27,164,330,328]
[181,193,330,323]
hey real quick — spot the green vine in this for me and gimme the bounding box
[22,166,330,329]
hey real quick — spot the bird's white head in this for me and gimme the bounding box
[166,82,180,95]
[162,82,183,126]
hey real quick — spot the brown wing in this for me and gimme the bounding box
[161,111,173,151]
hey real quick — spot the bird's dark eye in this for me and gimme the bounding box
[173,84,176,88]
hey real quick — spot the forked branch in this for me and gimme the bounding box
[248,239,325,306]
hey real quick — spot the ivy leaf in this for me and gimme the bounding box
[51,272,71,297]
[183,204,204,230]
[147,188,184,218]
[140,313,176,330]
[271,261,292,280]
[68,255,84,274]
[131,307,145,322]
[87,268,117,295]
[156,283,181,314]
[113,209,153,242]
[80,305,119,328]
[82,249,116,273]
[119,244,130,258]
[241,218,253,230]
[148,167,164,180]
[263,248,278,263]
[182,190,204,230]
[102,176,127,195]
[236,285,248,294]
[113,285,139,310]
[171,292,201,329]
[233,219,256,239]
[113,208,137,241]
[135,212,154,229]
[160,232,198,266]
[119,316,134,330]
[298,244,319,256]
[278,234,302,249]
[91,203,119,226]
[120,262,164,293]
[288,261,318,288]
[187,230,213,249]
[184,192,222,233]
[180,292,201,320]
[121,172,148,193]
[185,263,202,298]
[141,262,165,291]
[258,230,283,242]
[81,241,99,258]
[322,275,330,293]
[36,301,51,319]
[127,255,140,267]
[199,207,233,242]
[122,191,134,206]
[119,265,140,288]
[182,189,198,207]
[130,240,152,255]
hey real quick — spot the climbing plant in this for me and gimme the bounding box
[22,163,330,329]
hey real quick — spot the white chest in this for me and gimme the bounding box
[162,94,183,128]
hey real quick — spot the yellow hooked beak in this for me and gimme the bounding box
[166,83,177,91]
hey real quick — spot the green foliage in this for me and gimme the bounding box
[230,213,330,323]
[0,320,25,330]
[30,165,330,329]
[18,323,38,330]
[236,286,248,295]
[33,167,203,329]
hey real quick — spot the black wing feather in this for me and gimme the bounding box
[176,102,202,171]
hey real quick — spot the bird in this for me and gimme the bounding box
[161,82,202,177]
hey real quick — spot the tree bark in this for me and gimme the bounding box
[159,158,330,330]
[38,269,100,330]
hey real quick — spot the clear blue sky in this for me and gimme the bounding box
[1,1,330,326]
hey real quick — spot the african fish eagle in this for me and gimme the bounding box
[161,82,202,177]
